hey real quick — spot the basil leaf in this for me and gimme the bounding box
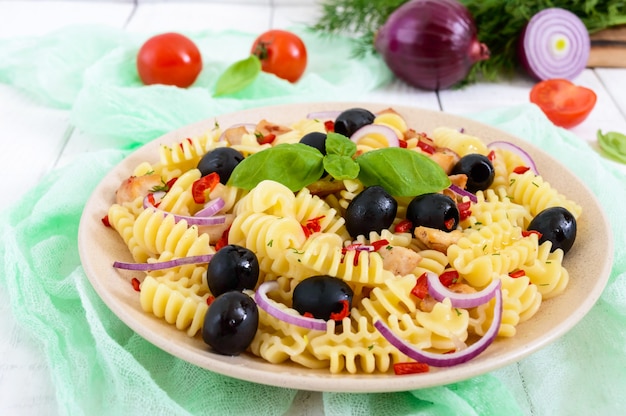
[597,130,626,164]
[214,55,261,97]
[228,143,324,191]
[324,154,360,180]
[325,132,356,157]
[356,148,450,197]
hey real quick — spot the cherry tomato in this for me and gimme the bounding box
[251,30,307,83]
[137,32,202,88]
[529,79,597,129]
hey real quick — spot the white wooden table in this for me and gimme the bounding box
[1,1,625,415]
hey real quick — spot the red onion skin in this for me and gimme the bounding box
[374,0,489,91]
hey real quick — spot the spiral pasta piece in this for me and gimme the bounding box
[432,127,489,156]
[462,188,532,229]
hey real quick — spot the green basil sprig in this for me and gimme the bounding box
[228,133,450,196]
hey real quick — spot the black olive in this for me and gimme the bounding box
[334,108,376,137]
[527,207,577,254]
[207,245,260,297]
[202,291,258,356]
[292,275,353,321]
[299,131,327,155]
[450,154,495,193]
[197,147,244,184]
[344,186,398,238]
[406,193,460,233]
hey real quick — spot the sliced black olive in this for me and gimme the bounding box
[451,154,495,193]
[197,147,244,184]
[344,185,398,238]
[406,193,460,232]
[292,275,353,321]
[334,108,376,137]
[527,207,577,254]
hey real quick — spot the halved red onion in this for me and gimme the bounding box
[350,124,399,148]
[306,110,342,120]
[487,141,539,174]
[427,272,500,309]
[374,280,502,367]
[143,195,227,226]
[518,8,590,81]
[448,184,477,203]
[195,197,226,217]
[254,281,328,331]
[113,254,214,271]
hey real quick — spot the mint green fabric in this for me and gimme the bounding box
[1,26,625,415]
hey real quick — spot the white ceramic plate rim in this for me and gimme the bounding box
[78,102,613,393]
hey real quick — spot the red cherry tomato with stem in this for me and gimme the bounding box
[529,79,596,129]
[251,30,307,83]
[137,32,202,88]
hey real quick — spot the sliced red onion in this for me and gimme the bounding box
[254,281,328,331]
[426,272,500,309]
[487,141,539,175]
[195,197,226,217]
[218,123,257,142]
[143,195,227,226]
[113,254,214,271]
[306,110,342,120]
[374,280,502,367]
[350,124,399,148]
[448,184,477,203]
[518,8,590,81]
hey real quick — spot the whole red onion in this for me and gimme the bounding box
[374,0,490,91]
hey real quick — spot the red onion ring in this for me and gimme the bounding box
[448,184,477,203]
[518,8,590,81]
[350,124,400,148]
[113,254,214,271]
[306,110,342,120]
[254,281,328,331]
[143,195,227,226]
[426,272,500,309]
[374,280,502,367]
[487,141,539,175]
[195,197,226,217]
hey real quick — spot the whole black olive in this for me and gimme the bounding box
[299,131,327,155]
[207,244,260,297]
[334,108,376,137]
[406,193,460,232]
[344,186,398,238]
[202,291,259,356]
[197,147,244,184]
[527,207,577,254]
[292,275,353,321]
[451,154,495,193]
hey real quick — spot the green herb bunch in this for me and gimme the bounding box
[312,0,626,81]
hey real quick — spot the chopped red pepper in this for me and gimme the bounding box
[509,269,526,278]
[256,132,276,145]
[487,150,496,161]
[460,209,472,221]
[206,295,215,306]
[324,120,334,132]
[411,273,429,299]
[192,172,220,204]
[399,139,407,148]
[439,270,459,287]
[444,218,456,230]
[101,215,111,227]
[522,229,543,239]
[303,312,314,318]
[146,192,160,208]
[179,137,193,150]
[417,139,436,155]
[329,299,350,321]
[513,166,531,174]
[394,219,413,233]
[215,226,231,251]
[302,216,324,237]
[131,277,141,292]
[393,362,430,375]
[371,239,390,251]
[458,200,472,221]
[165,177,178,191]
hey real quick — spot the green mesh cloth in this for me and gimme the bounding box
[1,26,625,416]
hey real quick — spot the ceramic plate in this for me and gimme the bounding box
[78,102,612,393]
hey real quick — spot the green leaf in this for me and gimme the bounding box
[325,132,356,157]
[324,154,360,180]
[356,147,450,197]
[214,55,261,96]
[597,130,626,164]
[228,143,324,191]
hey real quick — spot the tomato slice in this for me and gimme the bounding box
[529,79,596,129]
